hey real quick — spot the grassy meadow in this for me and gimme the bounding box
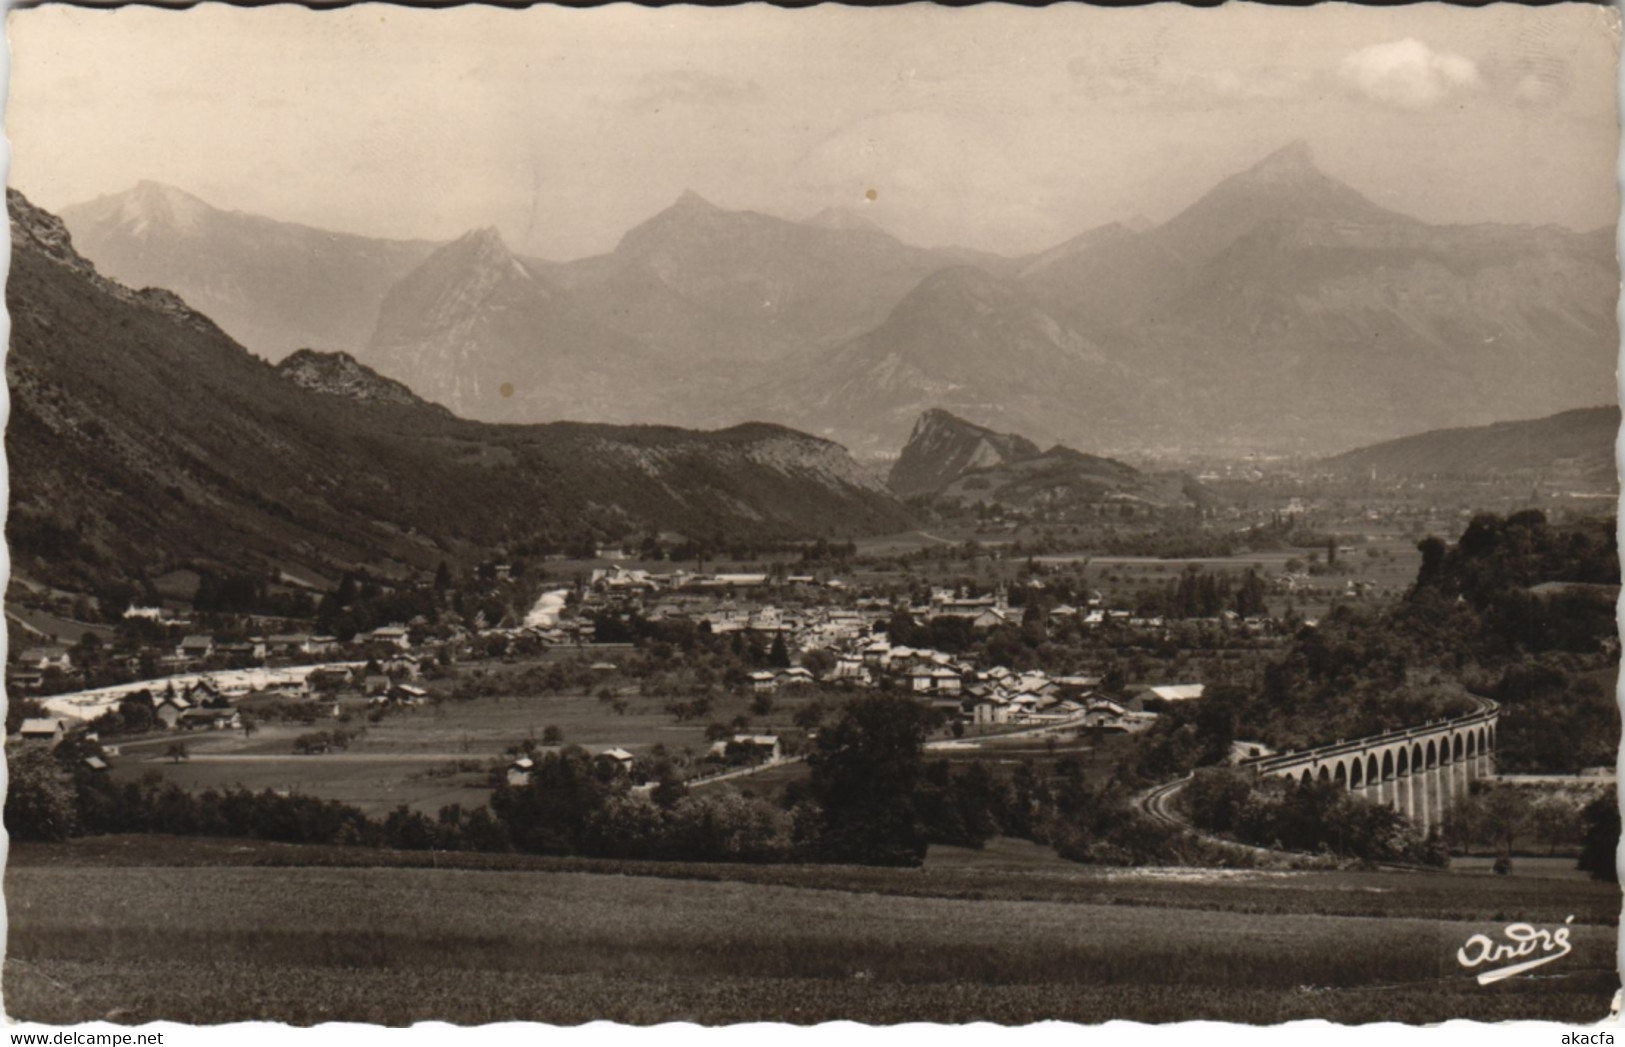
[106,675,832,815]
[6,835,1618,1025]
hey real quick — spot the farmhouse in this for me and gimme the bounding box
[601,747,636,773]
[179,707,241,731]
[17,646,73,672]
[154,692,192,728]
[8,666,45,691]
[369,626,412,650]
[267,633,314,656]
[711,734,783,764]
[1082,698,1129,730]
[17,717,68,746]
[216,639,267,663]
[176,635,215,661]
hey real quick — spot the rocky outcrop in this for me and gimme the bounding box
[888,409,1042,498]
[276,349,445,411]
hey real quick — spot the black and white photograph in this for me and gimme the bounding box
[1,0,1621,1029]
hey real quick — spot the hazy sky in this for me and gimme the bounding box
[8,3,1620,259]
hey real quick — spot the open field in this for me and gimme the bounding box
[5,604,116,645]
[7,835,1616,1025]
[107,678,833,815]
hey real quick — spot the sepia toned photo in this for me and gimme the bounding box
[1,0,1620,1028]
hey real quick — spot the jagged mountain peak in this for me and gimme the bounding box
[1241,139,1320,183]
[888,408,1043,498]
[405,225,535,295]
[886,407,1191,510]
[445,225,516,262]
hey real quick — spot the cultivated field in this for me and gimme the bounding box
[6,835,1617,1025]
[106,680,830,815]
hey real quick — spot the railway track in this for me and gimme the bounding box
[1133,771,1443,871]
[1138,775,1192,832]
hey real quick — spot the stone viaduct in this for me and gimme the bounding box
[1241,696,1500,833]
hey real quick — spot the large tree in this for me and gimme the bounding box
[5,745,78,842]
[807,695,932,866]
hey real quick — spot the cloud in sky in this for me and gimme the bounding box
[1338,38,1483,110]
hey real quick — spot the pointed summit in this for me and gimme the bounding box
[455,225,510,251]
[889,409,1043,498]
[440,225,522,275]
[1243,139,1321,183]
[673,188,721,211]
[1154,140,1415,267]
[112,180,214,234]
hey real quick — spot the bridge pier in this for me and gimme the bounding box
[1246,699,1499,835]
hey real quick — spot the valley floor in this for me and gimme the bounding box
[6,836,1618,1026]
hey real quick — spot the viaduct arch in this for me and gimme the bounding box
[1241,697,1499,833]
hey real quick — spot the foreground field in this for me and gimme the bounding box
[7,836,1618,1025]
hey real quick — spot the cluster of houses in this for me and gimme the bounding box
[9,645,75,691]
[503,734,787,789]
[505,745,638,786]
[723,624,1203,732]
[8,620,419,697]
[554,578,1215,732]
[166,626,408,670]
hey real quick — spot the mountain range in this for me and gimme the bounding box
[57,141,1620,458]
[59,181,437,359]
[7,189,914,595]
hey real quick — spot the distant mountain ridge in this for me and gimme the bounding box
[743,141,1617,456]
[365,226,668,423]
[7,189,914,595]
[764,265,1126,456]
[1322,406,1619,489]
[57,141,1619,456]
[60,181,438,359]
